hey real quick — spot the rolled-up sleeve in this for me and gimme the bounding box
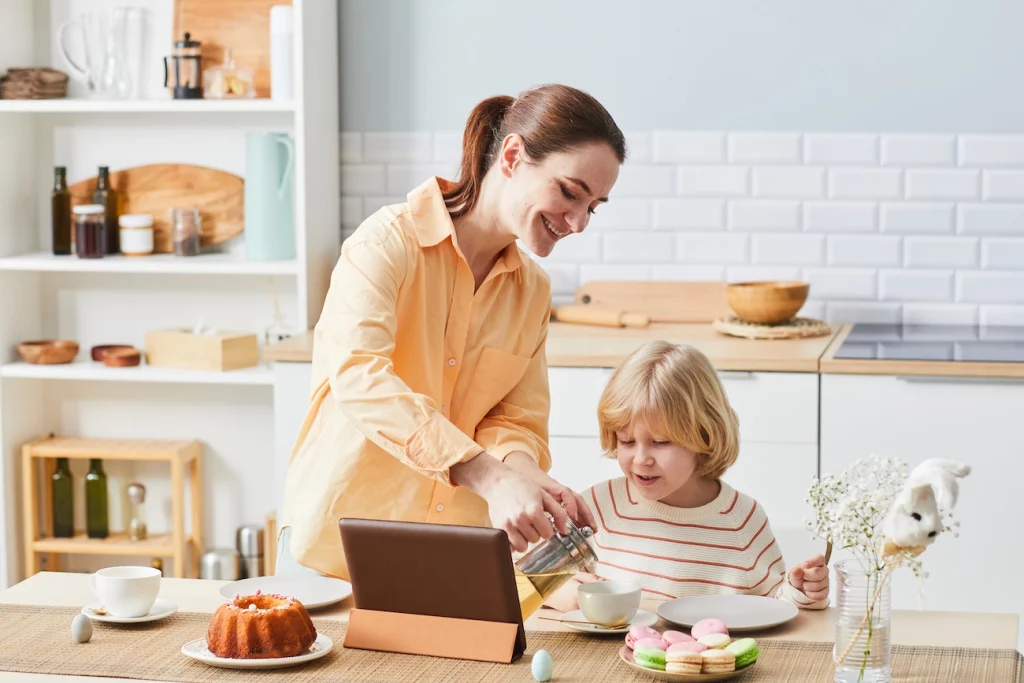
[474,304,552,473]
[317,225,483,485]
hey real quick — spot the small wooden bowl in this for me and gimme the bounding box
[17,340,79,365]
[90,344,135,362]
[726,281,810,324]
[101,348,141,367]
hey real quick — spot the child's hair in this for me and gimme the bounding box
[597,341,740,480]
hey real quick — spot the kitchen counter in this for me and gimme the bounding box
[0,572,1018,682]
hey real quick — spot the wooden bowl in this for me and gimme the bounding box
[90,344,135,362]
[16,340,79,364]
[101,348,141,367]
[726,281,809,324]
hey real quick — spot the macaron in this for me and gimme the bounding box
[625,625,660,650]
[701,649,737,674]
[697,633,731,649]
[633,642,667,671]
[666,643,703,674]
[691,617,729,640]
[635,637,669,651]
[662,630,695,646]
[666,640,707,654]
[725,637,760,668]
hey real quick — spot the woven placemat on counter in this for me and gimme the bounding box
[1,604,1022,682]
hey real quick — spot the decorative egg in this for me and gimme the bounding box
[71,613,93,643]
[531,649,553,682]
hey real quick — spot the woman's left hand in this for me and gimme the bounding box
[503,452,598,531]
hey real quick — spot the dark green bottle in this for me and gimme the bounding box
[51,167,72,255]
[92,166,119,254]
[51,458,74,538]
[85,458,108,539]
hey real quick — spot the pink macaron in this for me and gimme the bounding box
[662,630,696,646]
[691,617,729,640]
[625,625,661,650]
[668,641,708,654]
[634,637,668,651]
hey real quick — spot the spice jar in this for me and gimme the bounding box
[169,207,201,256]
[119,214,154,256]
[73,204,106,259]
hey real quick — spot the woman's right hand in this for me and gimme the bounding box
[450,453,568,552]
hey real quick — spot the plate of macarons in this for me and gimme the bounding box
[618,618,759,680]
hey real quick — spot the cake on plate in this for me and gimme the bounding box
[206,590,317,659]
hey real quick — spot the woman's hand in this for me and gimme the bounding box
[503,452,598,531]
[542,572,606,613]
[788,554,830,602]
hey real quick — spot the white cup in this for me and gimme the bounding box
[578,580,642,627]
[89,565,161,617]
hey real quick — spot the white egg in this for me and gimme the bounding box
[71,614,93,643]
[531,649,553,682]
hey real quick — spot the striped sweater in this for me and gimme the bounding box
[583,477,828,610]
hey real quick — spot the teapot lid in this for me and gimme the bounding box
[174,32,201,48]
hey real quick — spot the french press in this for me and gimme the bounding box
[164,32,202,99]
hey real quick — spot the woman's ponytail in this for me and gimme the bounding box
[443,95,514,219]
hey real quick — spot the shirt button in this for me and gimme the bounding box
[447,357,456,367]
[436,504,444,512]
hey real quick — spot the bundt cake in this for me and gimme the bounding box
[206,590,317,659]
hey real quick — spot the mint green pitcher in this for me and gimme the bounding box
[244,132,295,261]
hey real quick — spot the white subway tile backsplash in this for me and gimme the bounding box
[545,232,602,263]
[903,304,979,326]
[728,201,800,231]
[880,270,953,302]
[959,136,1024,167]
[363,133,433,163]
[340,132,363,164]
[725,266,803,283]
[603,232,674,264]
[341,165,386,195]
[905,170,979,200]
[579,264,653,282]
[880,204,954,234]
[752,167,825,199]
[653,132,724,163]
[981,238,1024,269]
[827,236,901,267]
[752,235,825,265]
[881,135,956,167]
[727,133,802,164]
[829,169,902,199]
[802,268,878,299]
[626,133,653,163]
[612,165,677,197]
[652,265,726,281]
[805,134,878,165]
[677,233,749,264]
[957,204,1024,235]
[433,132,463,163]
[655,200,725,230]
[364,196,406,212]
[677,166,749,197]
[904,237,979,269]
[980,305,1024,326]
[537,263,579,295]
[803,203,876,233]
[386,164,455,195]
[589,199,653,230]
[957,272,1024,304]
[341,196,363,230]
[798,300,827,319]
[983,171,1024,201]
[826,302,902,324]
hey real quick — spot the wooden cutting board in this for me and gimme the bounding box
[173,0,293,99]
[573,281,733,323]
[69,163,244,253]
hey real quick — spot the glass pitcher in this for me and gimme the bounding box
[58,8,134,99]
[514,518,597,618]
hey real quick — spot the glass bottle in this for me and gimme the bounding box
[51,167,71,255]
[92,166,120,254]
[51,458,74,538]
[85,458,109,539]
[151,558,164,575]
[127,482,147,541]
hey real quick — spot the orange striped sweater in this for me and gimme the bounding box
[583,477,828,609]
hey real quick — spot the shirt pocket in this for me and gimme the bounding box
[460,346,532,426]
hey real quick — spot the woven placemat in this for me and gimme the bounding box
[713,315,832,340]
[1,605,1021,682]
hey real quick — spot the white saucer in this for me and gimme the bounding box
[81,598,178,623]
[558,609,659,634]
[217,576,352,610]
[181,633,333,669]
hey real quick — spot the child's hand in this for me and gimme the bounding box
[541,573,606,613]
[788,554,829,602]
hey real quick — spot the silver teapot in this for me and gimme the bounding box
[514,518,598,601]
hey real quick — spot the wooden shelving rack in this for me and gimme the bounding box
[22,436,203,579]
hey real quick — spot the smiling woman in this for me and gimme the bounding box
[278,84,627,580]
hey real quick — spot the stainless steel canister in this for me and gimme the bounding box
[236,525,265,579]
[199,548,241,581]
[514,519,597,601]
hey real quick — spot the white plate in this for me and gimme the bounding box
[558,609,659,634]
[81,598,178,624]
[657,594,798,632]
[181,633,333,670]
[218,576,352,610]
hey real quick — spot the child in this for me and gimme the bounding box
[546,340,829,612]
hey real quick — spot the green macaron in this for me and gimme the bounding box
[725,638,759,668]
[633,645,667,671]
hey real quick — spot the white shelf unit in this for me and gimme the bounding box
[0,0,340,589]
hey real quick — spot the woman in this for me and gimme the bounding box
[279,84,627,580]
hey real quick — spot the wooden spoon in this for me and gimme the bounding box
[537,615,629,628]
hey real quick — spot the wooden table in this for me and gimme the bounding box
[1,572,1018,682]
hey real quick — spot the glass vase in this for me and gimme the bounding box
[833,559,892,683]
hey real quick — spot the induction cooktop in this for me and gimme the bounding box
[834,324,1024,363]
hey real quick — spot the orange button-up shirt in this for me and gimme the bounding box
[280,177,553,579]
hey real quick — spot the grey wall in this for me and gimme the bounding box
[339,0,1024,133]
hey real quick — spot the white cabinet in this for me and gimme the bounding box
[547,436,622,497]
[821,373,1024,644]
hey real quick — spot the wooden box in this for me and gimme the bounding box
[145,328,258,371]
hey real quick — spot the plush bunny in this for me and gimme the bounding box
[881,459,971,558]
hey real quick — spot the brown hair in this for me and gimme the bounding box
[443,84,627,219]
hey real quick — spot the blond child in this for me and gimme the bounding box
[546,340,829,612]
